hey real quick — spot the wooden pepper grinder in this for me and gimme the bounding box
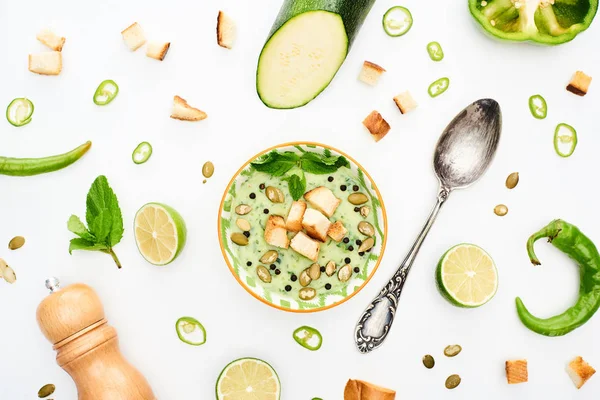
[36,278,156,400]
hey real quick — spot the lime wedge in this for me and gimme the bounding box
[216,358,281,400]
[436,244,498,308]
[134,203,186,266]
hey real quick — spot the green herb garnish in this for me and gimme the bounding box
[284,173,306,201]
[67,175,124,268]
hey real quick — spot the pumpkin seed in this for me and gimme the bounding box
[299,269,312,287]
[236,218,251,232]
[3,266,16,284]
[444,344,462,357]
[338,264,352,282]
[422,354,435,369]
[8,236,25,250]
[325,261,336,277]
[358,221,375,236]
[0,258,7,277]
[299,287,316,300]
[256,265,272,283]
[494,204,508,217]
[308,263,321,280]
[230,232,249,246]
[38,383,55,398]
[348,193,369,205]
[505,172,519,189]
[360,206,370,218]
[358,237,375,253]
[445,374,461,389]
[266,186,284,203]
[235,204,252,215]
[260,250,278,264]
[202,161,215,178]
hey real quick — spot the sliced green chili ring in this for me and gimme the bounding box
[293,325,322,351]
[132,142,153,164]
[428,77,450,98]
[175,316,206,346]
[528,95,547,119]
[93,80,119,105]
[554,123,577,158]
[382,6,413,37]
[426,42,444,61]
[6,98,34,127]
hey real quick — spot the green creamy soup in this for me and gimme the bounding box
[229,167,378,300]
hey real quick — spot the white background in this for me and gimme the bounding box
[1,0,599,399]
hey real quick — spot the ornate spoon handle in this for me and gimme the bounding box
[354,187,450,354]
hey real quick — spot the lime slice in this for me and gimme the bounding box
[216,358,281,400]
[134,203,186,266]
[436,244,498,308]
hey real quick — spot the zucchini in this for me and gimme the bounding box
[256,0,376,109]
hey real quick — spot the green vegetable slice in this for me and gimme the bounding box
[176,316,206,346]
[554,123,577,157]
[382,6,413,36]
[528,94,547,119]
[6,98,34,127]
[93,80,119,105]
[293,325,322,351]
[426,41,444,61]
[132,142,153,164]
[428,77,450,98]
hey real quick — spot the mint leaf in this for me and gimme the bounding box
[67,215,95,241]
[251,151,300,176]
[69,238,107,254]
[285,174,306,201]
[300,152,350,174]
[91,209,113,242]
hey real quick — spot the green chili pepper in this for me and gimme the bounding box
[382,6,413,37]
[469,0,598,45]
[516,219,600,336]
[528,94,547,119]
[6,98,34,127]
[0,141,91,177]
[293,326,322,351]
[554,123,577,158]
[428,77,450,98]
[426,42,444,62]
[132,142,153,164]
[175,316,206,346]
[93,80,119,105]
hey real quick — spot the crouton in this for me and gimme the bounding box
[171,96,207,121]
[393,91,418,114]
[567,356,596,389]
[302,208,331,242]
[344,379,396,400]
[36,28,65,51]
[363,110,390,142]
[328,221,347,242]
[28,52,62,75]
[217,11,236,49]
[358,61,386,86]
[290,231,320,261]
[285,201,307,232]
[304,186,340,218]
[121,22,146,51]
[146,41,171,61]
[505,359,528,384]
[567,71,592,96]
[264,215,289,249]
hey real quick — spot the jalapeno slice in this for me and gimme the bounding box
[6,98,34,127]
[93,80,119,105]
[132,141,153,164]
[554,123,577,158]
[382,6,413,37]
[428,77,450,98]
[293,326,322,351]
[426,42,444,62]
[528,94,547,119]
[175,316,206,346]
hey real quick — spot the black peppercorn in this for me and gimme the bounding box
[291,274,297,282]
[246,261,252,266]
[327,176,334,182]
[243,231,250,238]
[249,193,256,199]
[358,252,365,256]
[259,183,266,190]
[325,283,332,290]
[353,185,359,191]
[285,285,292,292]
[354,207,360,212]
[348,246,354,251]
[263,208,269,214]
[270,264,276,270]
[356,239,362,245]
[275,269,281,275]
[320,266,325,272]
[340,185,347,191]
[345,257,351,264]
[354,267,360,273]
[343,237,350,244]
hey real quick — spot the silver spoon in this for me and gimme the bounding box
[354,98,502,354]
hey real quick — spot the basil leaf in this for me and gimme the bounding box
[250,151,300,177]
[286,174,306,201]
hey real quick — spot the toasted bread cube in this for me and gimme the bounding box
[217,11,236,49]
[302,208,331,242]
[358,61,386,86]
[567,71,592,96]
[121,22,146,51]
[36,28,65,51]
[344,379,396,400]
[146,41,171,61]
[28,52,62,75]
[505,359,528,384]
[393,91,418,114]
[290,231,320,261]
[285,201,307,232]
[264,215,289,249]
[171,95,207,121]
[328,221,347,242]
[304,186,340,218]
[363,110,390,142]
[567,356,596,389]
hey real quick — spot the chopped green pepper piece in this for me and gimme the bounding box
[6,98,34,127]
[428,77,450,98]
[132,142,153,164]
[554,123,577,158]
[426,42,444,61]
[469,0,598,45]
[175,316,206,346]
[382,6,413,37]
[93,80,119,105]
[293,326,322,351]
[528,94,547,119]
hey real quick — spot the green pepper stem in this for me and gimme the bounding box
[526,220,563,266]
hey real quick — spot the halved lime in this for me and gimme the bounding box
[435,244,498,308]
[216,358,281,400]
[134,203,186,265]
